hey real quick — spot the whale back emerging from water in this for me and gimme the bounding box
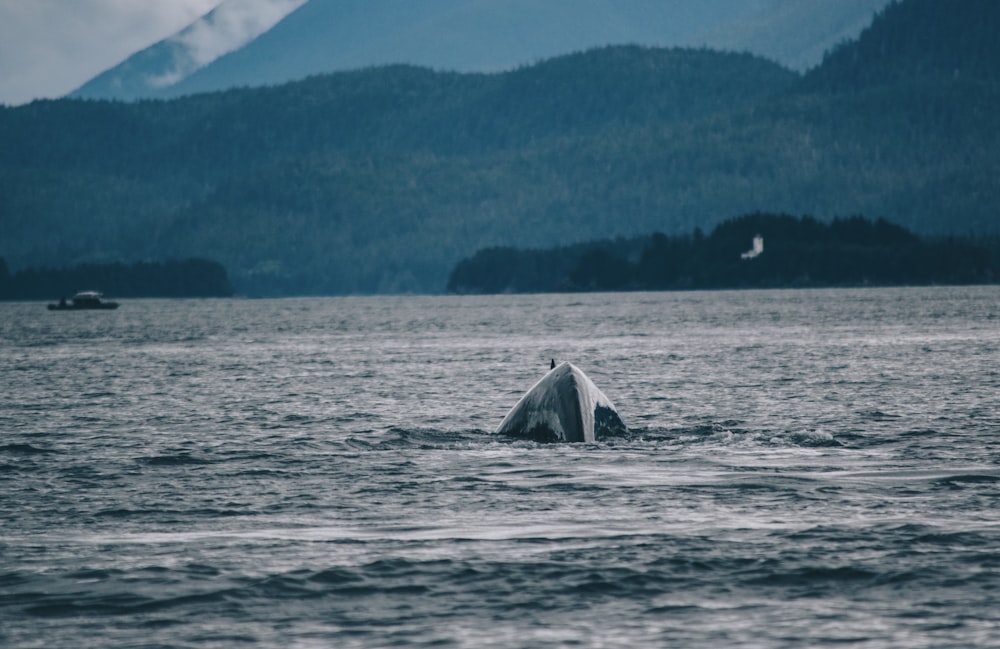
[496,362,627,442]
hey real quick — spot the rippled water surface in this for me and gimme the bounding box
[2,288,999,648]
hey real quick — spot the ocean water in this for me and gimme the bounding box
[1,287,999,648]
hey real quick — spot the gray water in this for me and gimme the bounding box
[2,287,999,648]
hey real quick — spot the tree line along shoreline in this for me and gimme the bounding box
[2,214,996,300]
[447,213,1000,295]
[0,257,234,300]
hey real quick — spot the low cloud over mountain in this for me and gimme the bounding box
[71,0,305,100]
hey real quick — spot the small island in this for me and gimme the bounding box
[447,213,999,294]
[0,258,235,301]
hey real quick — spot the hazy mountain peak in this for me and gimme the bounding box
[147,0,307,88]
[71,0,306,100]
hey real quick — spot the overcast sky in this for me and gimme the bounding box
[0,0,303,106]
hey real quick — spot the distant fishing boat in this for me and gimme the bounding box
[47,291,119,310]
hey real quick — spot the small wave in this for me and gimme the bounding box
[787,430,843,447]
[932,473,1000,489]
[345,427,490,451]
[744,565,879,590]
[227,468,288,477]
[900,429,947,439]
[308,568,364,585]
[0,571,30,587]
[20,581,241,619]
[93,507,247,519]
[845,428,945,449]
[619,425,843,449]
[0,443,60,455]
[342,424,847,451]
[216,451,283,462]
[911,529,995,549]
[23,592,150,618]
[139,454,212,466]
[859,409,901,420]
[66,568,124,581]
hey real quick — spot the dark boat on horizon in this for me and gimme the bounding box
[48,291,119,310]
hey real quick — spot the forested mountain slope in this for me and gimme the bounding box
[3,0,998,295]
[3,48,800,293]
[804,0,1000,89]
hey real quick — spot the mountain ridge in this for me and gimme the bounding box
[5,0,998,295]
[71,0,891,101]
